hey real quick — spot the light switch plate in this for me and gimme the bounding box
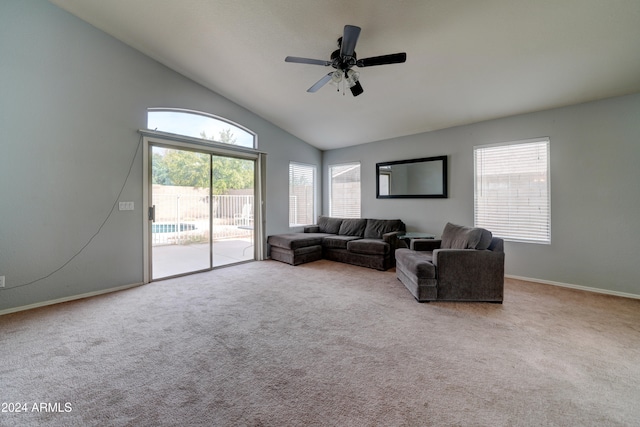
[0,276,5,287]
[119,201,134,211]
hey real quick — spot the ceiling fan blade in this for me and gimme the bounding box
[350,80,364,97]
[340,25,361,58]
[307,72,334,93]
[357,52,407,67]
[285,56,331,66]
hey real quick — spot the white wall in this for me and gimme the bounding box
[323,94,640,297]
[0,0,321,311]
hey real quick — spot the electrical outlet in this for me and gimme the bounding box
[0,276,5,287]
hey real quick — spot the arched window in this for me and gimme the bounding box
[147,108,256,149]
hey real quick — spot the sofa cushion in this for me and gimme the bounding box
[267,233,328,250]
[363,219,405,239]
[338,218,367,237]
[440,222,492,250]
[347,239,389,256]
[317,216,343,234]
[323,235,361,249]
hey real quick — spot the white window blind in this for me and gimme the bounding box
[474,138,550,244]
[289,162,316,227]
[329,163,361,218]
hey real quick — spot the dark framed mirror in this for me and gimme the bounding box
[376,155,448,198]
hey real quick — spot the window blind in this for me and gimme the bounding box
[289,162,316,226]
[474,138,550,244]
[329,163,361,218]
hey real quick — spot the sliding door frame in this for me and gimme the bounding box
[140,130,267,284]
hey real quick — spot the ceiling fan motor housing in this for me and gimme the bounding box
[331,47,357,71]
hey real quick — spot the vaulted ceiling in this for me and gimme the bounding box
[50,0,640,150]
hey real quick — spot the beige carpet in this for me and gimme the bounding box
[1,260,639,426]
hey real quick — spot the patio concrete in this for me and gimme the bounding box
[152,238,253,279]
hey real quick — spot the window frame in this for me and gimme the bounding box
[328,162,361,218]
[474,137,551,244]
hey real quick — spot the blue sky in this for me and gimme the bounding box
[147,110,255,148]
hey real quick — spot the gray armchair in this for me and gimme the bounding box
[395,223,505,303]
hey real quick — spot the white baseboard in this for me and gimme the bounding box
[505,275,640,300]
[0,282,145,316]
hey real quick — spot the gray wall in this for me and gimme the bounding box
[0,0,321,311]
[323,93,640,296]
[2,1,638,312]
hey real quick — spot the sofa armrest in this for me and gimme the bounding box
[304,225,320,233]
[382,231,404,265]
[411,239,442,251]
[384,231,408,250]
[432,249,505,301]
[382,230,401,243]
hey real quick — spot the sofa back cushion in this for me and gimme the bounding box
[476,229,494,250]
[317,216,343,234]
[364,219,406,239]
[338,218,367,237]
[440,222,493,250]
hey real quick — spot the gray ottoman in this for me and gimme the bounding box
[267,233,329,266]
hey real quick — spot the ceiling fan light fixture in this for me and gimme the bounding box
[331,70,344,84]
[350,80,364,97]
[346,70,360,88]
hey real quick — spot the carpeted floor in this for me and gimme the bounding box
[1,259,639,426]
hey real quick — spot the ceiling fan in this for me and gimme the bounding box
[285,25,407,97]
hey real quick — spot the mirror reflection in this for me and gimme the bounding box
[376,156,447,198]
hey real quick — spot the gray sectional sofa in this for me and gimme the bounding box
[268,216,406,270]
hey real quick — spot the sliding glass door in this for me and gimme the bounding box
[149,144,255,280]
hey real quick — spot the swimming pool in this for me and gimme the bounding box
[152,223,197,233]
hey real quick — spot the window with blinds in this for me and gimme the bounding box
[474,138,550,244]
[329,163,361,218]
[289,162,316,227]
